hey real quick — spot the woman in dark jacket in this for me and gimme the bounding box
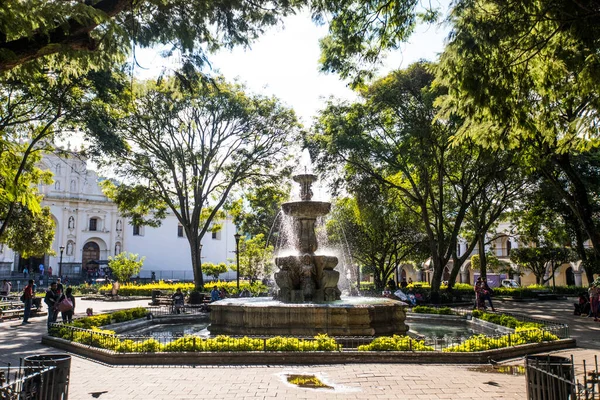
[59,287,76,323]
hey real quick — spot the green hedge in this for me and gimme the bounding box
[443,328,559,352]
[357,335,434,351]
[471,310,543,329]
[411,306,454,315]
[69,307,148,329]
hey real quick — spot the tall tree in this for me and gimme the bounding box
[310,62,518,300]
[235,183,291,246]
[102,73,299,290]
[510,247,577,285]
[233,234,275,284]
[327,179,428,291]
[437,0,600,259]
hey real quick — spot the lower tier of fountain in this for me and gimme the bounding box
[208,297,409,337]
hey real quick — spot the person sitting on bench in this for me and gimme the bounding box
[574,294,590,316]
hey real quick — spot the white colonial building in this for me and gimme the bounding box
[0,151,238,281]
[396,220,595,288]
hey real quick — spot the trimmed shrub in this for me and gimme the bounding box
[357,335,434,352]
[412,306,453,315]
[443,328,559,352]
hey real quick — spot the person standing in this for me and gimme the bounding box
[589,282,599,322]
[44,282,59,331]
[23,267,28,278]
[48,266,53,277]
[474,277,485,310]
[38,264,44,277]
[56,278,64,295]
[59,287,76,323]
[482,279,496,312]
[21,280,34,324]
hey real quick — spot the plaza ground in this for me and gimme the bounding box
[1,297,598,399]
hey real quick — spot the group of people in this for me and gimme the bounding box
[474,276,495,312]
[210,286,230,302]
[574,281,600,321]
[40,279,76,330]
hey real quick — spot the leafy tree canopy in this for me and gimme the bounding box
[101,72,299,290]
[509,247,577,285]
[108,252,145,283]
[232,234,274,284]
[0,0,300,80]
[1,205,55,258]
[202,262,229,281]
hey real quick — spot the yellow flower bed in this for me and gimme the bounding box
[97,280,266,296]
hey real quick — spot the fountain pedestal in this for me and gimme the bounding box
[209,170,408,337]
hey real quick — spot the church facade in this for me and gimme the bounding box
[0,152,238,281]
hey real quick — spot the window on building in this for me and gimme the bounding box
[212,231,217,239]
[89,218,98,231]
[133,224,141,236]
[177,225,184,238]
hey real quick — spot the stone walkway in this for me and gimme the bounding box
[1,297,598,399]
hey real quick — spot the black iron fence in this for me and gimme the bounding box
[146,305,208,317]
[525,355,599,400]
[0,355,71,400]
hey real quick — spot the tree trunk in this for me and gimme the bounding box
[447,252,462,290]
[189,236,204,291]
[430,256,444,304]
[478,233,487,278]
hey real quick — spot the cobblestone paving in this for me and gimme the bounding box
[1,297,598,399]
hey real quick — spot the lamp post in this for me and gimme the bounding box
[59,245,65,279]
[234,232,241,293]
[356,264,360,295]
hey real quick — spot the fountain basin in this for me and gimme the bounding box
[208,297,409,337]
[281,201,331,218]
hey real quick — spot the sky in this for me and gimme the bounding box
[132,8,451,126]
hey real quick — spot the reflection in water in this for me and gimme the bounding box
[468,365,526,375]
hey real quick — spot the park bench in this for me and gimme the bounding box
[0,298,44,322]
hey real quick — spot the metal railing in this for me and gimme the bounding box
[0,360,63,400]
[525,355,600,400]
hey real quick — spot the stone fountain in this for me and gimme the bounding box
[209,170,408,337]
[274,173,341,303]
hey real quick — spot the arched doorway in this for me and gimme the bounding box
[565,267,575,286]
[82,241,100,275]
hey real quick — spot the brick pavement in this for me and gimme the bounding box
[1,297,598,400]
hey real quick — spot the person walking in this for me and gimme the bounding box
[44,282,59,331]
[21,279,35,324]
[482,279,496,312]
[474,277,485,310]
